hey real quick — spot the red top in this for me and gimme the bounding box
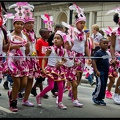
[36,38,49,67]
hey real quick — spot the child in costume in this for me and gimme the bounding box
[106,8,120,104]
[36,30,67,110]
[62,21,83,107]
[7,2,30,112]
[102,27,118,99]
[69,4,91,104]
[0,3,10,96]
[22,2,41,107]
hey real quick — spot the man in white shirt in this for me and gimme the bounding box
[91,24,103,55]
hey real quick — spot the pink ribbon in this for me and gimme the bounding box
[77,32,84,41]
[53,45,64,57]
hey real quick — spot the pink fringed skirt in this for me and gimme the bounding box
[64,66,77,82]
[41,65,66,81]
[7,53,29,77]
[26,56,41,78]
[74,52,85,72]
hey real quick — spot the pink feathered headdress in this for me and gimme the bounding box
[106,7,120,23]
[9,2,27,23]
[3,13,14,25]
[55,30,67,41]
[69,3,86,24]
[102,26,118,36]
[24,3,34,23]
[41,14,54,31]
[62,21,80,45]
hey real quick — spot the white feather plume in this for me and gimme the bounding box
[23,6,33,11]
[9,4,17,9]
[62,22,70,29]
[50,16,53,22]
[62,21,80,34]
[106,10,116,15]
[41,14,48,21]
[28,4,34,9]
[69,5,76,11]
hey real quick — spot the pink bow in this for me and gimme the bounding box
[42,14,53,31]
[77,32,84,41]
[53,45,64,57]
[23,29,35,43]
[67,50,75,60]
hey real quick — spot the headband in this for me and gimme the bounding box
[55,30,67,41]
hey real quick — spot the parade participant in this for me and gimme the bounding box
[31,14,51,99]
[7,2,30,112]
[36,30,67,110]
[2,13,14,90]
[102,27,118,99]
[62,21,83,107]
[48,24,64,97]
[69,4,91,103]
[106,8,120,104]
[92,38,109,106]
[0,2,10,96]
[22,2,41,107]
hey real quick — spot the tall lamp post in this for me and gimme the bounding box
[69,3,73,25]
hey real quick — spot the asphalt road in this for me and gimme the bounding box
[0,77,120,118]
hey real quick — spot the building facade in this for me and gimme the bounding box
[5,2,120,37]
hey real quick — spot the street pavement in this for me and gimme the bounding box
[0,75,119,118]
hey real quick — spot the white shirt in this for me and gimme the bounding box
[91,32,103,43]
[8,32,28,60]
[72,31,86,54]
[64,50,75,67]
[47,47,62,66]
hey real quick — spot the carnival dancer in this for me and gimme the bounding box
[22,2,41,107]
[36,30,67,110]
[31,14,52,98]
[106,7,120,104]
[62,21,83,107]
[7,2,30,112]
[0,2,10,96]
[69,4,91,103]
[102,27,118,99]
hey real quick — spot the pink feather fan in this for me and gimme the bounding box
[62,21,80,45]
[41,14,53,31]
